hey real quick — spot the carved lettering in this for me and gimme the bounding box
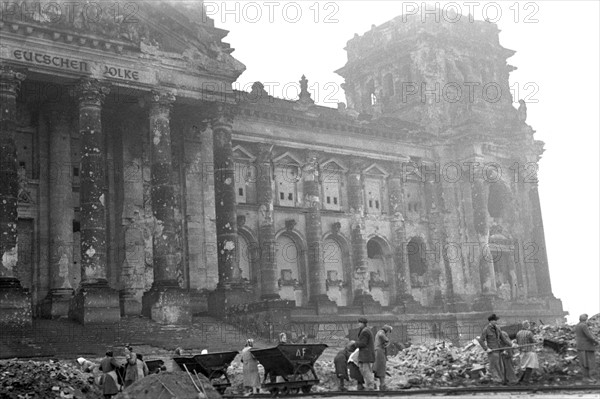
[12,49,89,72]
[103,65,140,81]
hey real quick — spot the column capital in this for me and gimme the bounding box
[0,65,26,95]
[74,78,110,107]
[211,102,237,125]
[149,89,176,108]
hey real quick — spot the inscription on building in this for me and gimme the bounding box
[12,50,89,72]
[103,66,139,81]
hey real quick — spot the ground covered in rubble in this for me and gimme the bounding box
[1,315,598,397]
[225,315,600,393]
[0,359,102,399]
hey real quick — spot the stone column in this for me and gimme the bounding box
[303,151,335,313]
[42,105,74,318]
[208,103,251,315]
[0,65,32,327]
[256,144,279,300]
[347,159,378,312]
[528,182,553,297]
[388,164,420,312]
[70,78,120,324]
[469,165,497,311]
[142,90,190,324]
[119,115,145,316]
[212,104,238,287]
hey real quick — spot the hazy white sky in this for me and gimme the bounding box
[210,0,600,323]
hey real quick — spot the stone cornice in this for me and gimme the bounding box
[0,20,136,55]
[236,103,430,149]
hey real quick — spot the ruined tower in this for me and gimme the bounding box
[336,14,523,136]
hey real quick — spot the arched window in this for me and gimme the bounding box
[407,237,427,287]
[238,234,251,281]
[323,238,343,282]
[367,239,385,281]
[488,182,510,218]
[383,73,394,97]
[276,234,301,303]
[366,79,376,106]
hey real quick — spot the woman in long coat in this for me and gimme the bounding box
[373,325,392,390]
[99,351,121,398]
[241,339,261,395]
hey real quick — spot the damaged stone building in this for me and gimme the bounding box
[0,1,565,338]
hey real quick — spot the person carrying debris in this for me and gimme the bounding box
[356,317,375,390]
[334,340,357,391]
[347,345,365,388]
[99,351,122,398]
[241,338,261,396]
[574,313,599,382]
[374,325,393,390]
[477,313,504,383]
[76,357,95,373]
[516,320,539,383]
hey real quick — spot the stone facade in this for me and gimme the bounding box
[0,2,564,328]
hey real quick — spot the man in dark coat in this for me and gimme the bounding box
[574,314,599,381]
[478,313,504,383]
[334,341,356,391]
[356,317,375,390]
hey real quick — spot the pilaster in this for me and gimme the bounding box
[0,65,32,327]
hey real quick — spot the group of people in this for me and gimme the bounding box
[479,313,598,384]
[202,312,599,396]
[94,345,150,398]
[334,317,393,391]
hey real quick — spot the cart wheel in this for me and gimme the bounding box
[280,386,289,396]
[270,387,279,397]
[301,385,312,394]
[217,387,226,395]
[289,387,300,394]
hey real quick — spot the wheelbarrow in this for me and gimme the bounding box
[251,343,328,395]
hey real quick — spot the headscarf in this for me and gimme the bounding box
[246,338,254,347]
[346,340,357,352]
[77,357,85,365]
[382,325,393,333]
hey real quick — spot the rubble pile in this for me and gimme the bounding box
[225,315,600,391]
[530,313,600,382]
[0,359,102,399]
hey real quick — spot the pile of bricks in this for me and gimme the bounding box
[0,359,102,399]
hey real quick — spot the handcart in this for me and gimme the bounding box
[251,343,328,395]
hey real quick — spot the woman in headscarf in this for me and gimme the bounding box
[135,353,150,379]
[241,338,261,395]
[76,357,95,373]
[373,325,392,390]
[123,345,139,387]
[334,341,356,391]
[278,332,287,343]
[99,351,121,398]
